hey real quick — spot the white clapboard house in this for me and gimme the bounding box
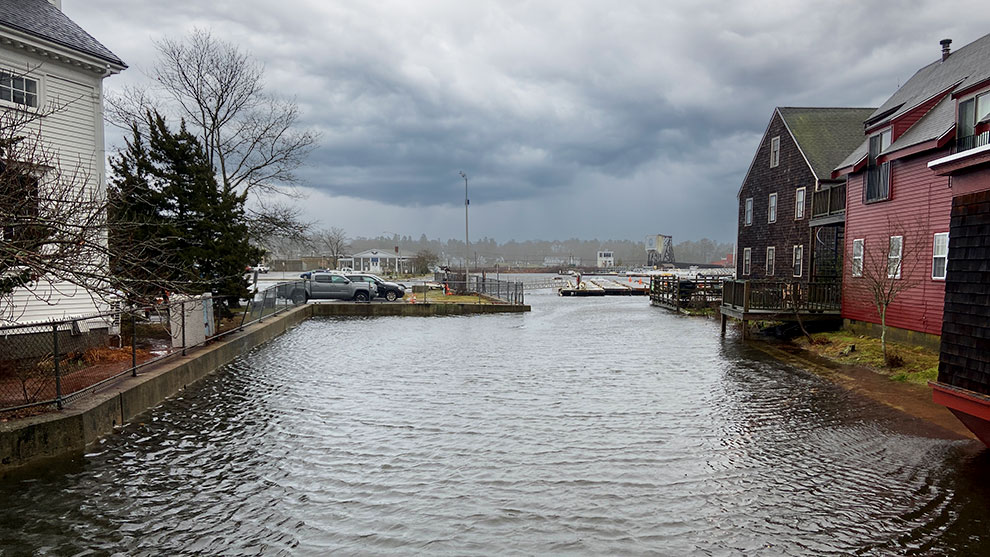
[0,0,125,325]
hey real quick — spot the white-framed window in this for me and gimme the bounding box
[932,232,949,280]
[887,235,903,278]
[851,239,864,277]
[766,246,775,276]
[768,192,777,223]
[743,247,751,275]
[795,187,806,219]
[793,245,803,277]
[770,135,780,168]
[744,197,753,226]
[0,71,39,108]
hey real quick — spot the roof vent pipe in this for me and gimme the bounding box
[941,38,952,61]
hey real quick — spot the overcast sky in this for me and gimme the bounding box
[67,0,988,243]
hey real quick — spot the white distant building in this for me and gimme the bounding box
[340,248,413,274]
[597,250,615,269]
[2,0,126,324]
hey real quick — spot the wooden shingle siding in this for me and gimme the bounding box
[938,190,990,392]
[737,113,813,279]
[842,149,952,336]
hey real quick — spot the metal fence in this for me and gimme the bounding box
[432,272,525,305]
[0,281,305,416]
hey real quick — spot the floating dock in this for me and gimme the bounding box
[558,277,649,297]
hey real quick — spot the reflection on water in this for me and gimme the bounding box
[1,288,987,555]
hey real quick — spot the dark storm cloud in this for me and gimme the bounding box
[68,0,990,241]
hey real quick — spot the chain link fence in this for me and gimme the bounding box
[432,272,525,305]
[0,280,305,417]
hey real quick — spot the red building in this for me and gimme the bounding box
[832,36,990,347]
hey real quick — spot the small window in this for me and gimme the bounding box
[793,245,803,277]
[888,235,903,279]
[932,232,949,280]
[768,193,777,223]
[744,198,753,226]
[314,274,331,283]
[851,239,864,277]
[770,136,780,168]
[0,71,39,107]
[743,248,752,276]
[795,187,806,219]
[766,246,775,276]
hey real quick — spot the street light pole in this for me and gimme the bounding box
[460,171,469,291]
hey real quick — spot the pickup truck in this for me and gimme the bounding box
[290,272,377,303]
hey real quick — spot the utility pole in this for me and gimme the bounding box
[460,170,469,290]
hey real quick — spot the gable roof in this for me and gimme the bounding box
[882,94,955,156]
[0,0,124,67]
[778,107,876,180]
[867,33,990,129]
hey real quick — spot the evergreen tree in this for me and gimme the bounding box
[109,111,261,311]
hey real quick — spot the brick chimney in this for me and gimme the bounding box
[941,38,952,61]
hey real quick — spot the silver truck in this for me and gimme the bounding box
[291,272,377,303]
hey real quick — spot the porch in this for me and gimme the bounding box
[719,279,842,336]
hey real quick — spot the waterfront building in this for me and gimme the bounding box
[833,35,990,348]
[596,250,614,269]
[0,0,125,323]
[735,107,875,282]
[340,248,414,275]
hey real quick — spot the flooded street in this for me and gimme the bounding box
[2,288,990,555]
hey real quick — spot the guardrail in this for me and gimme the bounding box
[720,279,841,314]
[0,281,305,416]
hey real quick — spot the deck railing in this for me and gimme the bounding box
[812,183,846,218]
[650,275,723,310]
[720,279,841,314]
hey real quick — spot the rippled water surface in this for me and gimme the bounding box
[3,289,990,555]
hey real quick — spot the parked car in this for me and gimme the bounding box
[299,269,329,279]
[346,273,406,302]
[246,263,270,273]
[290,271,377,303]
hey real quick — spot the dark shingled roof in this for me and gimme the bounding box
[777,107,876,181]
[0,0,124,67]
[868,33,990,127]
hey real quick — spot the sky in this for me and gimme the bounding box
[66,0,990,244]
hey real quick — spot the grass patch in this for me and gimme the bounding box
[794,330,939,385]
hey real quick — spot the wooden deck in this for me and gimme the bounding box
[719,279,842,335]
[650,276,723,312]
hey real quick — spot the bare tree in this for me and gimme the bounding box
[852,218,926,363]
[109,29,318,238]
[1,78,174,323]
[315,227,349,269]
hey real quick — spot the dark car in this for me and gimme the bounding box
[346,273,406,302]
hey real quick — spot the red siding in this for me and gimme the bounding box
[888,91,950,141]
[842,149,952,335]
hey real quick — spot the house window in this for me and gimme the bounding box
[793,245,803,277]
[768,193,777,223]
[795,187,806,219]
[0,172,40,242]
[932,232,949,280]
[770,136,780,168]
[865,130,891,202]
[743,248,751,275]
[887,235,903,278]
[851,239,864,277]
[766,246,775,276]
[0,71,39,108]
[958,92,990,151]
[744,198,753,226]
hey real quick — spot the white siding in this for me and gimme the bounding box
[3,50,109,324]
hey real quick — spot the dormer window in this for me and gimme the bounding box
[770,136,780,168]
[865,129,891,202]
[0,72,38,108]
[957,92,990,152]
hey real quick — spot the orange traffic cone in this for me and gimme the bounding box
[409,293,417,304]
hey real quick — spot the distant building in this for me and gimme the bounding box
[597,250,615,268]
[340,248,413,275]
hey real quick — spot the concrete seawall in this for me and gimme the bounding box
[0,302,528,473]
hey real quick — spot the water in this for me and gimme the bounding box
[2,288,990,555]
